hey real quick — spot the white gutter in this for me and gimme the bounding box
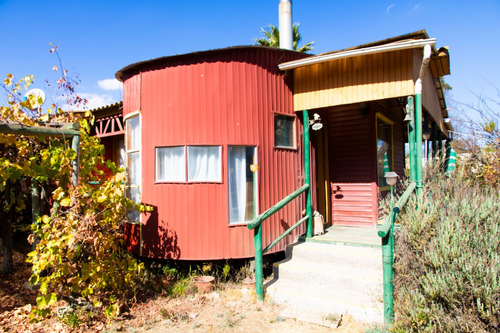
[278,38,436,71]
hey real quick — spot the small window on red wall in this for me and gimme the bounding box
[155,145,221,183]
[274,113,296,148]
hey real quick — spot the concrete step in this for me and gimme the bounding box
[272,259,382,289]
[266,277,383,308]
[285,241,381,269]
[266,281,383,325]
[266,240,384,325]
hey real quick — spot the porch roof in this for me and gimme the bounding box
[279,30,451,137]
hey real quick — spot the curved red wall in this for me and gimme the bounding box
[121,47,309,260]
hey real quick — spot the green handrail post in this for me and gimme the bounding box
[407,96,416,183]
[415,93,423,195]
[378,181,417,325]
[303,110,313,239]
[254,224,264,300]
[381,185,395,324]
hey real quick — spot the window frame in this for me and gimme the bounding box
[227,145,258,226]
[273,112,297,149]
[155,145,223,184]
[375,113,394,192]
[124,111,142,224]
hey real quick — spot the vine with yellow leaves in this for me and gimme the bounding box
[1,46,149,320]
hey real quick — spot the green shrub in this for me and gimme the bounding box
[393,166,500,332]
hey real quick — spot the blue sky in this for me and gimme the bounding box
[1,0,499,121]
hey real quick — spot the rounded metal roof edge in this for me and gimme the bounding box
[115,45,311,82]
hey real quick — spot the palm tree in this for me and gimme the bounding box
[254,23,314,53]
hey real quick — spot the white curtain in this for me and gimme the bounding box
[156,147,185,181]
[126,116,141,151]
[188,146,221,181]
[229,147,247,224]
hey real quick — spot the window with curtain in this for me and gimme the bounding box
[156,147,186,182]
[155,145,221,182]
[376,115,393,190]
[125,114,141,222]
[187,146,221,182]
[228,146,257,224]
[274,114,295,148]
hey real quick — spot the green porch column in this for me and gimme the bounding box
[302,110,313,239]
[407,96,416,183]
[415,93,423,195]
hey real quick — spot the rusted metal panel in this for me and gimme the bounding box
[293,49,414,111]
[121,47,308,260]
[329,104,377,226]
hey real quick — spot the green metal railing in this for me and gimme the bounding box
[247,184,311,300]
[377,181,416,324]
[247,110,313,301]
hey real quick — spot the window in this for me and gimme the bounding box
[376,114,393,190]
[125,114,141,222]
[155,145,221,182]
[187,146,221,182]
[156,147,185,182]
[274,114,295,148]
[228,146,257,224]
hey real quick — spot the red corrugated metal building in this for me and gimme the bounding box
[115,46,310,260]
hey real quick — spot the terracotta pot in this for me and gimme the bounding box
[194,276,215,293]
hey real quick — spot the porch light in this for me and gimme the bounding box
[384,171,398,187]
[309,113,323,131]
[422,128,431,140]
[403,103,412,122]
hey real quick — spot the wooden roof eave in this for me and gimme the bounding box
[279,38,437,71]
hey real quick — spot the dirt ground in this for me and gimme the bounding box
[0,239,372,333]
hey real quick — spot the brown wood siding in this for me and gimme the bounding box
[412,49,447,137]
[293,50,414,111]
[329,105,377,226]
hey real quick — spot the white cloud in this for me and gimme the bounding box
[81,93,118,110]
[413,3,421,10]
[386,4,394,13]
[98,78,123,91]
[58,92,118,111]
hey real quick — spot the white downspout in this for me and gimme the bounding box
[415,44,432,194]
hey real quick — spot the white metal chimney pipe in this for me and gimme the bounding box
[279,0,293,50]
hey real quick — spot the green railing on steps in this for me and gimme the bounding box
[247,184,311,300]
[377,181,417,324]
[247,110,313,301]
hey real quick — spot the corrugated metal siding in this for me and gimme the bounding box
[329,104,377,226]
[293,49,414,111]
[123,47,308,260]
[123,73,141,115]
